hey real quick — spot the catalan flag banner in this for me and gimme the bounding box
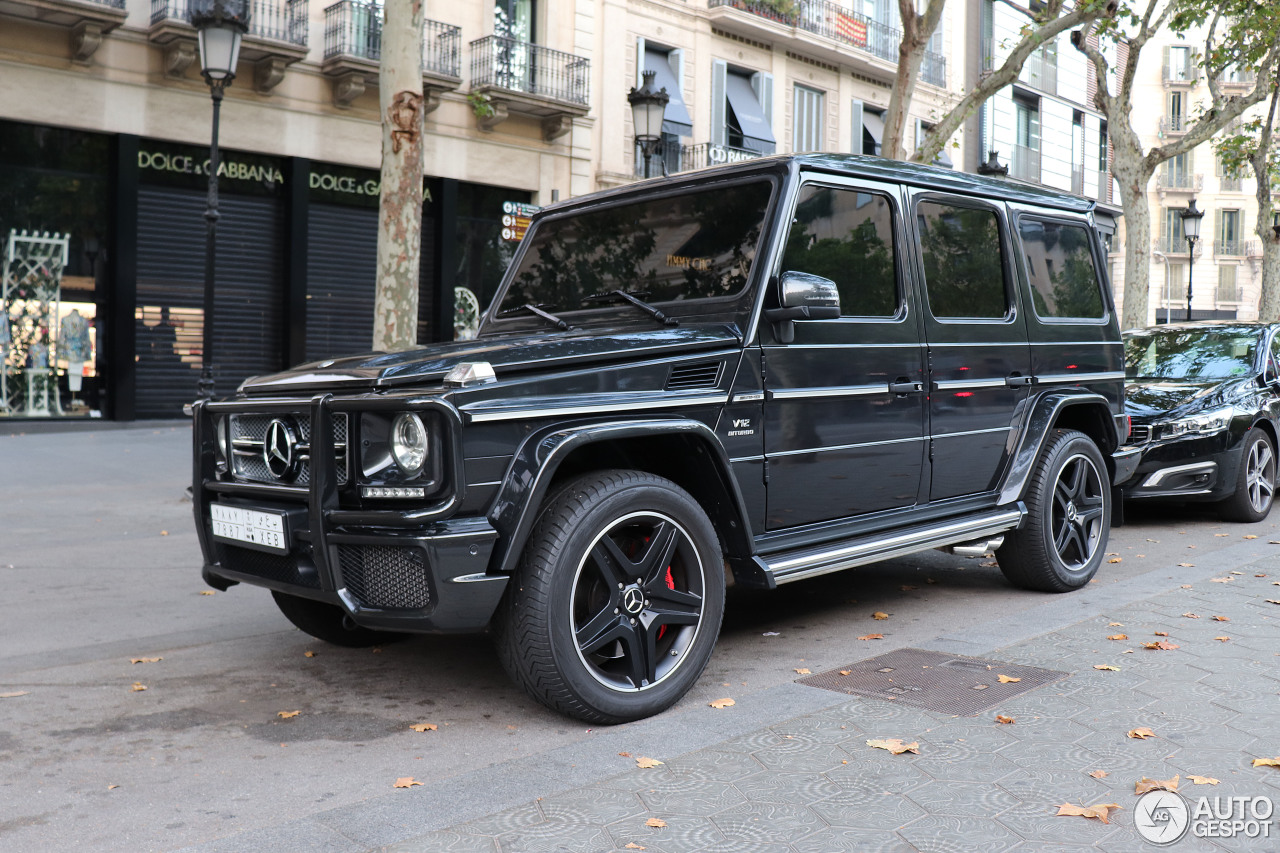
[836,13,867,47]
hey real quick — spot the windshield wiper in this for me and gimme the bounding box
[583,290,679,327]
[496,303,572,331]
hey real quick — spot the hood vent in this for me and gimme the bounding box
[667,362,723,391]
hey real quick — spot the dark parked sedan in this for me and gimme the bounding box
[1122,322,1280,521]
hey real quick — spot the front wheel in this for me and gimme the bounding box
[997,429,1110,593]
[271,591,393,647]
[1219,429,1276,523]
[494,471,725,724]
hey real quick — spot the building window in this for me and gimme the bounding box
[636,42,693,176]
[1012,96,1041,182]
[1168,91,1185,132]
[1162,207,1187,252]
[853,102,884,155]
[712,62,775,154]
[1217,209,1242,255]
[1166,263,1185,301]
[1217,264,1239,303]
[1165,45,1194,83]
[793,85,824,153]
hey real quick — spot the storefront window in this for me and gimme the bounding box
[0,120,110,418]
[453,182,531,339]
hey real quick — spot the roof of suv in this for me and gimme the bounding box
[543,153,1098,217]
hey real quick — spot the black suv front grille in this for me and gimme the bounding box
[338,545,431,610]
[1129,424,1152,444]
[229,413,349,486]
[216,543,321,589]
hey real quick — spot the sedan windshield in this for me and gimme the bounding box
[491,180,773,323]
[1124,328,1259,381]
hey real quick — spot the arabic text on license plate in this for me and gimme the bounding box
[210,504,287,553]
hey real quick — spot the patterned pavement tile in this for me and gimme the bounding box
[995,801,1119,846]
[896,815,1022,852]
[537,788,646,825]
[823,753,932,795]
[904,779,1018,817]
[1004,844,1106,853]
[769,714,866,743]
[792,827,919,853]
[456,802,545,837]
[691,839,794,853]
[918,723,1021,751]
[913,750,1021,784]
[808,790,926,830]
[993,741,1105,774]
[709,801,824,844]
[831,699,948,731]
[1068,732,1184,776]
[732,770,841,805]
[381,830,500,852]
[996,768,1114,807]
[634,778,746,815]
[656,747,766,782]
[604,813,725,853]
[493,817,613,853]
[750,740,852,773]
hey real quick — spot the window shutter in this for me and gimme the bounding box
[752,71,774,132]
[1214,209,1222,244]
[1190,48,1200,82]
[1188,147,1195,175]
[1160,209,1168,239]
[712,59,727,147]
[635,37,645,87]
[1162,45,1170,78]
[850,98,864,154]
[668,48,684,93]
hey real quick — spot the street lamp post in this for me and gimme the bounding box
[1181,197,1204,322]
[627,70,669,179]
[189,0,250,401]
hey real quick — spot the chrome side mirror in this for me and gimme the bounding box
[765,271,841,343]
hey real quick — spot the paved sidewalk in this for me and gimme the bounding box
[373,558,1280,853]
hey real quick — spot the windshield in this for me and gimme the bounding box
[489,180,774,324]
[1124,328,1259,382]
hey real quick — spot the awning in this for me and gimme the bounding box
[644,51,693,138]
[862,110,884,155]
[725,73,775,154]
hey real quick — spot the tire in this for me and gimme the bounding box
[271,591,392,647]
[1219,429,1276,523]
[494,470,726,724]
[997,429,1110,593]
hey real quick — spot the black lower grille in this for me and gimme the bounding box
[337,545,431,610]
[216,544,321,589]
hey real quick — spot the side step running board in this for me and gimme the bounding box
[764,508,1025,586]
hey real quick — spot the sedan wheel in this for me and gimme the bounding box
[1220,429,1277,523]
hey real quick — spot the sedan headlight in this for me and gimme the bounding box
[1158,406,1234,438]
[391,413,429,477]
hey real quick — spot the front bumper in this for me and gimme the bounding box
[1119,430,1240,502]
[192,395,508,634]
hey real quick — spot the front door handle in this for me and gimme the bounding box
[889,379,924,395]
[1005,373,1035,388]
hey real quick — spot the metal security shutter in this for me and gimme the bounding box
[135,186,283,418]
[306,203,378,361]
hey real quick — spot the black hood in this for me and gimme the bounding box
[1124,377,1255,421]
[238,325,743,394]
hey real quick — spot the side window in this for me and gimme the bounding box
[780,185,898,318]
[917,201,1007,319]
[1018,217,1105,320]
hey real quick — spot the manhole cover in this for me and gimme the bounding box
[797,648,1067,716]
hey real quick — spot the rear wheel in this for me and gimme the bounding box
[1219,429,1276,523]
[997,429,1110,592]
[271,591,392,647]
[494,470,725,724]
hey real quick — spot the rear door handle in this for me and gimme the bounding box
[888,380,924,395]
[1005,373,1035,388]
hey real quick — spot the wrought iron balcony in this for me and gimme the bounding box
[1022,51,1057,95]
[1153,235,1202,256]
[1215,284,1244,304]
[1220,175,1243,192]
[1220,68,1255,87]
[1215,239,1245,257]
[1246,240,1264,258]
[679,142,765,172]
[149,0,308,90]
[1162,61,1196,86]
[1156,172,1202,192]
[320,3,461,107]
[1159,114,1187,135]
[1071,165,1084,195]
[469,35,590,141]
[1010,144,1040,183]
[2,0,127,62]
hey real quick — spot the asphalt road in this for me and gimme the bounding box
[2,425,1277,852]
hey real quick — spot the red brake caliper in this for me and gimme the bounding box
[657,566,675,640]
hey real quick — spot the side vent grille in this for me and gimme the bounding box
[667,362,723,391]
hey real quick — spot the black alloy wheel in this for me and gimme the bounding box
[998,429,1110,592]
[495,470,725,723]
[1220,429,1277,522]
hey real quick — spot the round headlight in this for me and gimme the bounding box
[391,413,428,477]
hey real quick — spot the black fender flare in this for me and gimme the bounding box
[485,417,757,579]
[998,390,1120,505]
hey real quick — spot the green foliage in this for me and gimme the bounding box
[467,91,496,119]
[917,204,1006,319]
[781,188,896,317]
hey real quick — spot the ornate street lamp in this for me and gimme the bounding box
[189,0,250,400]
[1180,197,1204,322]
[976,150,1008,176]
[628,70,669,180]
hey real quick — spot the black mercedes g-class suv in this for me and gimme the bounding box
[192,154,1138,723]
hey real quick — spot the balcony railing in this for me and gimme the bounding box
[151,0,307,43]
[677,141,765,172]
[1095,170,1113,203]
[981,34,993,73]
[1162,61,1196,85]
[921,49,945,86]
[1071,165,1084,195]
[1022,51,1057,95]
[1159,114,1186,134]
[1011,144,1040,183]
[1153,235,1202,256]
[1216,284,1244,303]
[470,35,589,105]
[1220,69,1255,87]
[322,3,460,77]
[1247,240,1264,258]
[1220,175,1243,192]
[1215,239,1245,257]
[1157,172,1202,191]
[85,0,125,7]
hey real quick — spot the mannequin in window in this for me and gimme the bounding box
[60,308,91,395]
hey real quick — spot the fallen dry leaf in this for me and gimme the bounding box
[867,738,919,755]
[872,611,890,621]
[1108,622,1124,627]
[304,651,316,658]
[794,668,811,675]
[858,633,884,641]
[1093,665,1120,671]
[1214,533,1230,537]
[1056,802,1122,824]
[635,756,663,769]
[1108,558,1122,563]
[199,590,216,595]
[130,657,162,664]
[409,723,437,732]
[278,710,300,719]
[1245,535,1259,539]
[624,844,645,850]
[1089,770,1109,779]
[997,675,1021,684]
[160,530,169,536]
[0,691,30,698]
[1141,641,1179,650]
[1154,631,1169,637]
[645,818,667,828]
[131,683,147,692]
[618,752,632,757]
[1215,637,1231,642]
[708,698,735,709]
[1211,576,1232,582]
[1267,600,1280,605]
[1230,571,1244,575]
[1107,634,1128,641]
[1181,584,1193,589]
[393,777,423,788]
[1182,613,1200,619]
[1188,775,1220,785]
[838,669,853,676]
[107,784,118,790]
[1135,775,1179,795]
[1212,615,1231,622]
[900,585,918,591]
[1128,727,1157,740]
[1253,757,1280,768]
[1257,574,1268,578]
[996,715,1015,724]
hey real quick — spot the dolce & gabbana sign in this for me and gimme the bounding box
[137,150,284,187]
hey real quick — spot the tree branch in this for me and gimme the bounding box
[1070,20,1116,116]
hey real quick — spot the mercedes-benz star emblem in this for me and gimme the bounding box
[263,419,298,481]
[622,587,645,615]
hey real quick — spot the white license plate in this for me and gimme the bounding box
[210,504,290,554]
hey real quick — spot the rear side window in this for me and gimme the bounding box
[1018,217,1105,319]
[917,201,1007,319]
[780,185,898,317]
